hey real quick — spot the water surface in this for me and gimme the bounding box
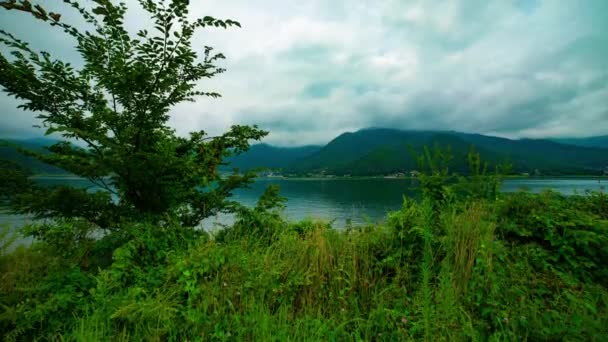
[2,177,605,232]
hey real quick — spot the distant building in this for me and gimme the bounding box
[410,170,421,178]
[384,172,405,179]
[259,170,283,178]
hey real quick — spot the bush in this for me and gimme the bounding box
[496,191,608,286]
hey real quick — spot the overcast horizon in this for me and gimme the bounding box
[1,0,607,146]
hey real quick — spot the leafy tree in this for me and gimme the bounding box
[0,0,267,228]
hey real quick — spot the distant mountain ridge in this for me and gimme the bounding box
[228,128,608,176]
[550,136,608,149]
[0,138,65,174]
[223,144,321,171]
[3,130,608,176]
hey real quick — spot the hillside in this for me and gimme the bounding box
[550,135,608,149]
[229,128,607,176]
[287,129,507,175]
[330,132,505,175]
[223,144,321,171]
[4,131,608,177]
[452,133,608,174]
[0,138,65,175]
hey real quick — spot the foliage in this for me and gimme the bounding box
[2,188,608,340]
[0,159,33,205]
[496,190,608,286]
[0,0,267,230]
[0,224,18,255]
[215,184,288,245]
[411,144,454,212]
[454,146,513,201]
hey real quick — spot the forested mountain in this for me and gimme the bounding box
[223,144,321,171]
[229,128,608,176]
[0,138,65,175]
[550,136,608,149]
[4,130,608,176]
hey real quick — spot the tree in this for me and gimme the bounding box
[0,0,267,229]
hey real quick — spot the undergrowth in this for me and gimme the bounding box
[1,186,607,341]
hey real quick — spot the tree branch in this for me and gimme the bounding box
[88,177,119,197]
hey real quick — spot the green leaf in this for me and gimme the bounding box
[91,7,107,15]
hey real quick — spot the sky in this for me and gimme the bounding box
[1,0,607,146]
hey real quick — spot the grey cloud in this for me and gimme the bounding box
[1,0,607,145]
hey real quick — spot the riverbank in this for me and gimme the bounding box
[262,174,608,181]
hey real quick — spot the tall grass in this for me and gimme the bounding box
[1,190,607,340]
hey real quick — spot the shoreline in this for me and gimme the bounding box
[255,175,607,181]
[29,174,607,181]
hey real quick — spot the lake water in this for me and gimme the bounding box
[1,177,606,232]
[228,177,607,227]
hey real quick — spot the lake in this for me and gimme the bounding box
[1,177,606,232]
[228,177,607,227]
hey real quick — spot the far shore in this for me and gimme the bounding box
[30,173,608,181]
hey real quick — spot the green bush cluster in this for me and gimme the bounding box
[2,186,607,341]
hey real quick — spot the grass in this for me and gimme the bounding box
[1,190,607,341]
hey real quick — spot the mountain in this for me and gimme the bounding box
[223,144,321,171]
[550,136,608,149]
[1,138,321,175]
[451,133,608,174]
[285,128,608,176]
[331,132,505,175]
[5,130,608,177]
[0,138,65,174]
[286,129,496,175]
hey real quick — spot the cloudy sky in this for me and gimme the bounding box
[1,0,607,146]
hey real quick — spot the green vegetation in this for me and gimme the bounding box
[2,161,608,340]
[0,0,265,229]
[1,1,607,340]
